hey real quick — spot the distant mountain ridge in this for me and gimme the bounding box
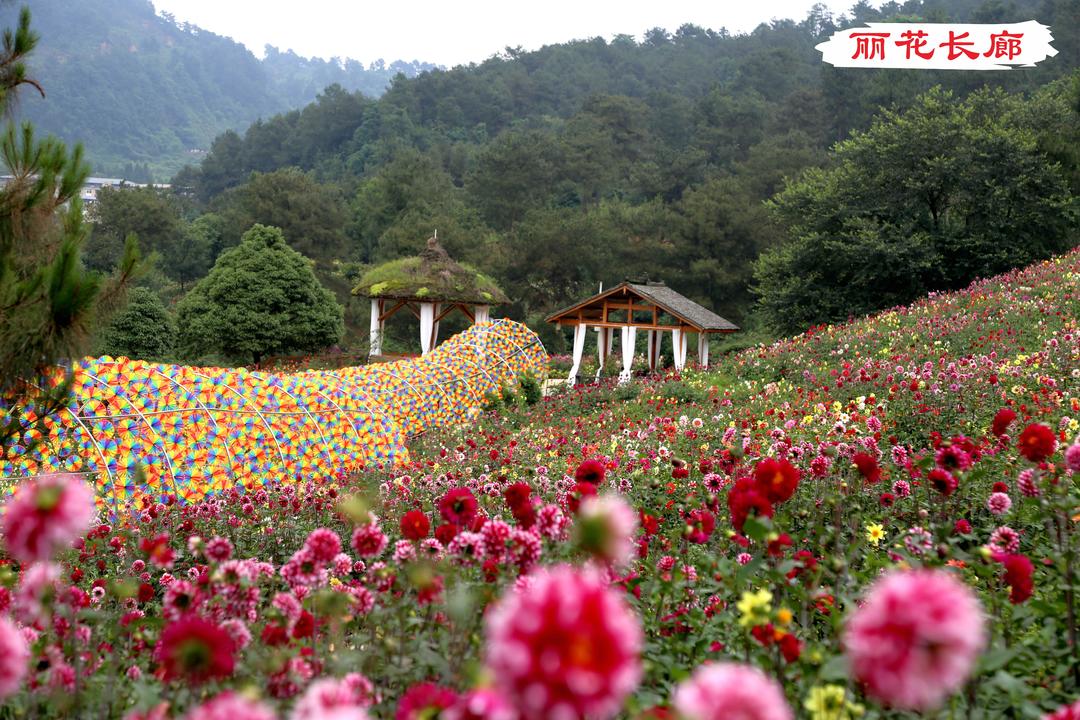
[0,0,438,180]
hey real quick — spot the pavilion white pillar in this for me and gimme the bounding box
[369,298,384,357]
[606,328,616,357]
[698,333,709,368]
[420,302,437,355]
[568,324,588,384]
[671,328,687,371]
[474,305,490,324]
[647,330,660,371]
[619,326,637,383]
[595,326,609,381]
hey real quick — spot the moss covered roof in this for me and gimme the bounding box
[352,236,509,305]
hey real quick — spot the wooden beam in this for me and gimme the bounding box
[434,303,458,323]
[378,299,409,322]
[556,319,701,332]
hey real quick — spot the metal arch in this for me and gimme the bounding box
[473,319,527,356]
[364,362,446,406]
[416,350,488,411]
[259,373,334,458]
[150,368,237,484]
[193,371,290,477]
[318,371,410,454]
[82,369,183,504]
[26,378,121,517]
[308,384,367,448]
[61,409,122,517]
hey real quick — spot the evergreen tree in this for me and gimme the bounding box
[96,287,175,361]
[175,224,343,365]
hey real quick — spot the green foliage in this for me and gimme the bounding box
[212,167,349,263]
[755,86,1079,335]
[0,0,434,178]
[517,373,542,406]
[656,379,708,405]
[85,186,185,273]
[175,224,344,364]
[95,287,175,361]
[155,0,1080,344]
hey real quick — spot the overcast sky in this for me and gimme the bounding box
[149,0,867,67]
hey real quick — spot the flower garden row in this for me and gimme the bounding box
[0,250,1078,718]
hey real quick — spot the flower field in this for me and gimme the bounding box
[1,250,1079,719]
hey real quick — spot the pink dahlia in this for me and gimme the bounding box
[484,563,642,720]
[1066,443,1080,472]
[672,662,792,720]
[844,569,986,711]
[987,492,1012,516]
[351,522,388,558]
[2,473,95,564]
[575,495,639,568]
[184,692,276,720]
[291,673,375,719]
[444,688,519,720]
[1043,699,1080,720]
[304,528,343,563]
[0,616,29,699]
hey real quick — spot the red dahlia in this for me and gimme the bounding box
[727,478,774,533]
[400,510,431,541]
[686,508,715,544]
[999,553,1034,604]
[574,458,607,485]
[155,616,235,683]
[928,469,958,497]
[567,481,598,515]
[852,453,882,483]
[753,459,800,504]
[1017,423,1057,462]
[438,487,478,526]
[991,407,1017,437]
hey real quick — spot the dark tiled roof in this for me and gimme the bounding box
[546,282,739,332]
[628,283,739,331]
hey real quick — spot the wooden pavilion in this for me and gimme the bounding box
[546,281,739,382]
[353,234,509,357]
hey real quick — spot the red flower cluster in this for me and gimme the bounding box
[155,615,236,684]
[1018,423,1056,462]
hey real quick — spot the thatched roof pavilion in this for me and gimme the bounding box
[353,234,508,356]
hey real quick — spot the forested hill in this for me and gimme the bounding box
[0,0,436,180]
[76,0,1080,362]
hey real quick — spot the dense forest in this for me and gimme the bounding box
[75,0,1080,362]
[0,0,436,179]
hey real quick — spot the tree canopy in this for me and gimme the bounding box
[175,224,344,364]
[754,86,1078,335]
[95,287,175,361]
